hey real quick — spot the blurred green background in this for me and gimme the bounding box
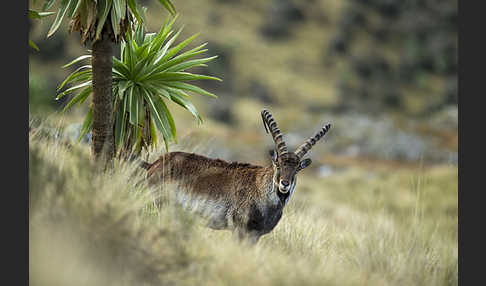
[29,0,457,169]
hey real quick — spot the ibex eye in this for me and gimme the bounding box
[300,159,312,169]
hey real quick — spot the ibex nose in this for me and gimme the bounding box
[281,180,290,187]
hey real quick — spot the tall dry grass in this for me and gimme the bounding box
[29,119,457,286]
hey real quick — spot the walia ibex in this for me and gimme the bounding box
[139,110,331,244]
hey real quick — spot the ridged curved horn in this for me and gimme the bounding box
[261,109,289,156]
[295,123,331,159]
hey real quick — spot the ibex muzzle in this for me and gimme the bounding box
[141,109,331,244]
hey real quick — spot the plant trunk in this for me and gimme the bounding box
[91,28,114,168]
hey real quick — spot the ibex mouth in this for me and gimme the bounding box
[278,184,290,194]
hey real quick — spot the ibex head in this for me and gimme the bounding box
[261,109,331,195]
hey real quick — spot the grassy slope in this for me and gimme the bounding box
[29,120,457,286]
[29,1,457,284]
[158,0,342,106]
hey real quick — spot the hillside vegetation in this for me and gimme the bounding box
[30,119,457,286]
[29,0,457,284]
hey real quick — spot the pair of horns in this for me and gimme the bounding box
[261,109,331,159]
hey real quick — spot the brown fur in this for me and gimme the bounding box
[146,152,270,199]
[144,152,284,244]
[141,111,329,244]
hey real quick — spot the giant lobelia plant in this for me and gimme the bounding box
[57,16,221,156]
[38,0,177,167]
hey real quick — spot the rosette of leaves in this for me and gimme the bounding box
[57,17,221,155]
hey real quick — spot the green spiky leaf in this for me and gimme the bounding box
[57,17,220,155]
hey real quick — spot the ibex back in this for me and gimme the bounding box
[140,110,331,244]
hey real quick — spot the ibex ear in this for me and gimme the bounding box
[298,158,312,171]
